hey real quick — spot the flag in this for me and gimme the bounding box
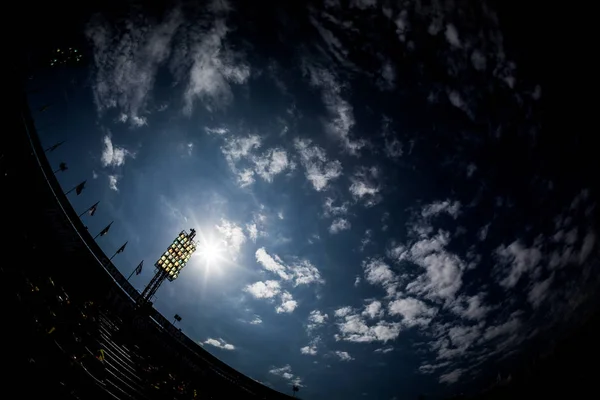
[99,221,113,236]
[75,180,86,195]
[174,314,182,322]
[88,201,99,216]
[135,260,143,275]
[54,162,68,173]
[116,241,128,254]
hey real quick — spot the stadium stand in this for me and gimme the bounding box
[2,63,297,399]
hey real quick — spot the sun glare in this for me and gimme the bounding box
[198,239,225,266]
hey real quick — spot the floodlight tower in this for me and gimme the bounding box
[139,228,197,305]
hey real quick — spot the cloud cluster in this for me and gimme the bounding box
[245,247,324,314]
[219,133,294,187]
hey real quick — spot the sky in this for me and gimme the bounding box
[24,0,598,399]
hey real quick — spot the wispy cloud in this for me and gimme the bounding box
[86,1,250,124]
[304,65,366,155]
[86,9,183,126]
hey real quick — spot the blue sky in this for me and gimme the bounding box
[26,1,598,399]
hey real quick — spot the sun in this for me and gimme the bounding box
[197,239,225,266]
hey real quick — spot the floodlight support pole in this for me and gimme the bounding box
[139,269,168,305]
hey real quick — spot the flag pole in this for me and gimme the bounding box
[64,185,78,196]
[127,268,137,281]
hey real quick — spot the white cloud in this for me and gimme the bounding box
[86,9,183,126]
[300,345,318,355]
[323,197,349,217]
[269,365,302,386]
[177,14,251,114]
[249,315,262,325]
[108,175,119,191]
[439,368,463,384]
[528,274,553,308]
[244,280,281,299]
[253,148,291,182]
[329,218,351,234]
[482,315,522,345]
[467,163,477,178]
[496,240,542,288]
[450,294,491,321]
[278,211,284,220]
[221,134,262,167]
[362,300,384,319]
[247,223,259,242]
[219,135,292,186]
[294,138,342,191]
[349,167,381,206]
[360,229,373,251]
[254,247,323,286]
[379,60,396,90]
[101,135,132,167]
[388,298,437,327]
[92,170,99,179]
[334,351,354,361]
[276,291,298,313]
[205,126,229,135]
[578,231,596,264]
[304,65,365,155]
[292,260,324,286]
[471,50,487,71]
[307,310,328,330]
[256,247,291,280]
[398,231,465,302]
[478,223,490,241]
[350,0,377,9]
[374,346,394,354]
[363,258,398,297]
[335,313,401,343]
[421,200,461,219]
[381,116,403,158]
[215,219,246,257]
[444,24,461,48]
[334,306,354,318]
[202,338,235,350]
